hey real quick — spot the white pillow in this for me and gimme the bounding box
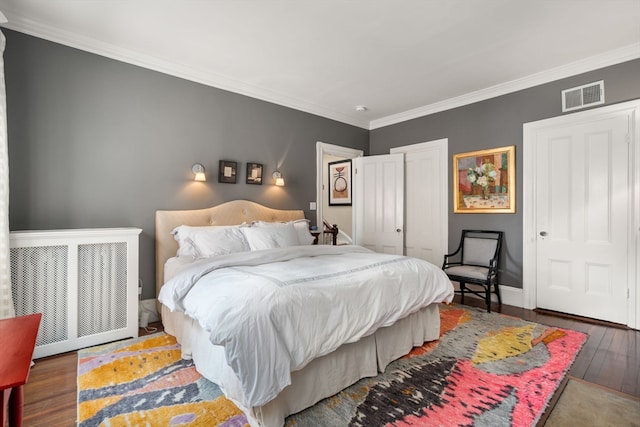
[242,222,300,250]
[190,227,251,257]
[253,219,315,246]
[292,219,315,245]
[172,224,249,258]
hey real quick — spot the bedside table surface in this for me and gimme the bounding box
[0,313,41,390]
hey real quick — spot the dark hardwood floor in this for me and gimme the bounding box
[18,298,640,426]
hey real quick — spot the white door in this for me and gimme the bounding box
[533,112,631,324]
[391,139,448,266]
[353,154,404,254]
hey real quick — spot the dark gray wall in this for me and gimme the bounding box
[3,29,368,299]
[6,27,639,297]
[370,58,640,288]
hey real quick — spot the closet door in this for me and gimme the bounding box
[523,99,639,328]
[533,112,631,324]
[391,139,448,266]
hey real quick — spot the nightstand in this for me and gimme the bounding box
[0,313,41,427]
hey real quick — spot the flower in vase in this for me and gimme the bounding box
[467,162,497,198]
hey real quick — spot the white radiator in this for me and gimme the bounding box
[9,228,142,358]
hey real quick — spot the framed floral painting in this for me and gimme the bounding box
[453,145,515,213]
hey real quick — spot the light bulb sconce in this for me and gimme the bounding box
[192,163,206,182]
[272,170,285,187]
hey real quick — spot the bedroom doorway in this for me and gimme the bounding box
[318,139,448,261]
[523,100,639,329]
[316,142,363,244]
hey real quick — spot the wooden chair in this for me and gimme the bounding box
[442,230,503,312]
[322,219,339,245]
[310,220,339,245]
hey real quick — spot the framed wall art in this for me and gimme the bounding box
[328,159,352,206]
[246,162,263,185]
[218,160,237,184]
[453,145,515,213]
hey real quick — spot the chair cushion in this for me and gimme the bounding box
[444,265,490,281]
[462,237,498,267]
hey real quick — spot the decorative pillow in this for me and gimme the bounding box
[172,224,249,258]
[253,219,315,246]
[242,222,300,250]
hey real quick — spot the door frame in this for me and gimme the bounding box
[522,99,640,329]
[316,142,364,234]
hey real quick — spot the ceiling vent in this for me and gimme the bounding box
[561,80,605,112]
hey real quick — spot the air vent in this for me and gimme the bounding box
[562,80,604,112]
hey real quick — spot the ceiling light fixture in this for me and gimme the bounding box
[355,105,367,112]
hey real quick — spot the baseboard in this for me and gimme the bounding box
[451,282,524,308]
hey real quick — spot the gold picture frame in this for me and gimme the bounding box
[453,145,515,214]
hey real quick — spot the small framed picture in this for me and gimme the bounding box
[246,163,263,185]
[328,159,352,206]
[218,160,237,184]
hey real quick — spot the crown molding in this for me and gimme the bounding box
[0,13,371,130]
[369,43,640,130]
[1,10,637,132]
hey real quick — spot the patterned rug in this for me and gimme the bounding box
[77,304,587,426]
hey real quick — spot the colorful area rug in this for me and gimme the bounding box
[77,304,587,426]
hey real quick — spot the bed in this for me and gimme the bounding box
[155,200,454,427]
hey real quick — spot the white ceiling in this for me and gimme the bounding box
[0,0,638,129]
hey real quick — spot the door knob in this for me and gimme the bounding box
[396,228,402,233]
[539,231,547,236]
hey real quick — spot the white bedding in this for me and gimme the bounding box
[158,245,454,408]
[162,305,441,427]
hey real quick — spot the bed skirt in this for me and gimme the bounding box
[162,304,441,427]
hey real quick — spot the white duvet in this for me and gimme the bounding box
[158,245,454,407]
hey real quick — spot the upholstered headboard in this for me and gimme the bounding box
[155,200,305,300]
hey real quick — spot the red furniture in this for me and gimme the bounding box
[0,313,41,427]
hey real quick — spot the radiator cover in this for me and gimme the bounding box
[10,228,142,358]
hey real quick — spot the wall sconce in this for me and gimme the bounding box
[191,163,206,182]
[272,170,285,187]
